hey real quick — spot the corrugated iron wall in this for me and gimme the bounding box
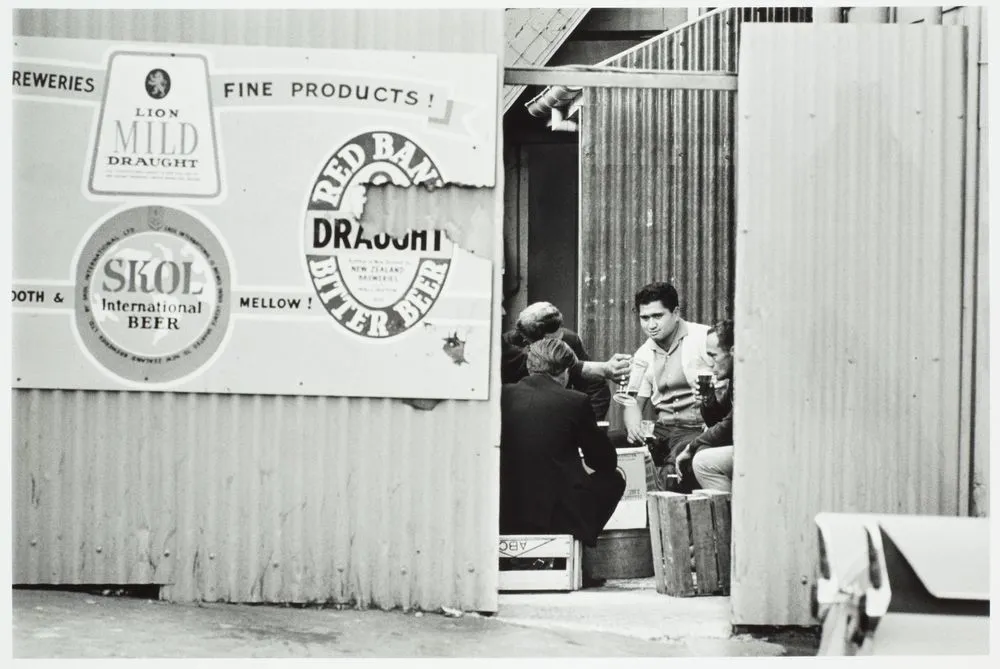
[968,6,989,519]
[578,7,747,360]
[12,8,505,612]
[940,6,989,520]
[733,24,968,625]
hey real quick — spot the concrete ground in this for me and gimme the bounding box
[12,580,815,658]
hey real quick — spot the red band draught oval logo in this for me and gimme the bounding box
[304,131,452,339]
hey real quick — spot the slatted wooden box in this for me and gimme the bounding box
[647,490,732,596]
[498,534,582,592]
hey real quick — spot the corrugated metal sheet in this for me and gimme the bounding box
[12,8,504,612]
[939,5,989,518]
[14,8,501,53]
[14,391,498,609]
[970,7,989,518]
[578,7,745,362]
[733,24,968,625]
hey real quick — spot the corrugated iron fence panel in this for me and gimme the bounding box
[12,8,503,611]
[579,8,743,360]
[14,392,499,609]
[13,389,178,585]
[15,8,500,52]
[733,24,967,625]
[970,7,989,519]
[943,4,989,520]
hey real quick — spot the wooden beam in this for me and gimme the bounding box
[581,8,686,33]
[504,66,738,90]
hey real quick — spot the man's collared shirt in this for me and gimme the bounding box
[636,320,705,428]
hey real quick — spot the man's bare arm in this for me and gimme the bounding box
[580,353,631,382]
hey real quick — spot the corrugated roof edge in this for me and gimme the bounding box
[503,7,590,114]
[523,6,731,119]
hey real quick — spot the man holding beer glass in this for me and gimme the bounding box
[610,282,715,493]
[677,319,735,492]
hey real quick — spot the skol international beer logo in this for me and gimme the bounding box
[74,205,231,383]
[304,130,453,339]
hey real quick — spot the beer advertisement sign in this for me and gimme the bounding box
[12,36,497,399]
[305,131,454,340]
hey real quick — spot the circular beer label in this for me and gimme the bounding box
[304,130,453,339]
[74,205,231,383]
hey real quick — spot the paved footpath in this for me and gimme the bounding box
[12,589,795,658]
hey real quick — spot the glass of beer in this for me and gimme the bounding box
[697,374,714,400]
[613,357,649,407]
[639,419,656,446]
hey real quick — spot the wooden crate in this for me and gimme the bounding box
[647,490,732,596]
[498,534,582,592]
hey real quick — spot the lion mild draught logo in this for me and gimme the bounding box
[88,51,221,198]
[304,131,453,339]
[75,205,232,383]
[145,68,171,99]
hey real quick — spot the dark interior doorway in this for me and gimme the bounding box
[526,143,579,331]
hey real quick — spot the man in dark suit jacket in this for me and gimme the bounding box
[500,337,626,548]
[500,301,612,420]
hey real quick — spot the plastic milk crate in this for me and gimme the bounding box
[498,535,582,592]
[647,490,732,597]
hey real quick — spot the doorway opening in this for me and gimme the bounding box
[495,3,797,620]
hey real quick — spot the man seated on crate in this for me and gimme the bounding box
[500,338,626,549]
[675,319,735,493]
[608,281,715,494]
[501,301,617,420]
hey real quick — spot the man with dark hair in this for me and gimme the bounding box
[500,338,626,548]
[500,301,616,419]
[676,319,735,492]
[613,282,715,493]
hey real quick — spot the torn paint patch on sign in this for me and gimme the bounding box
[441,332,468,365]
[361,183,495,260]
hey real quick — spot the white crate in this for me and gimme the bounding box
[498,534,582,592]
[604,447,650,530]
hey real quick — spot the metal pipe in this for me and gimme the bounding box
[959,6,984,516]
[506,67,738,90]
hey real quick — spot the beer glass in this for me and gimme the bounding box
[639,419,656,445]
[697,374,714,398]
[612,357,649,407]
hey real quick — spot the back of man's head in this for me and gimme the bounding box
[709,319,734,350]
[634,282,680,313]
[516,301,563,342]
[526,337,578,377]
